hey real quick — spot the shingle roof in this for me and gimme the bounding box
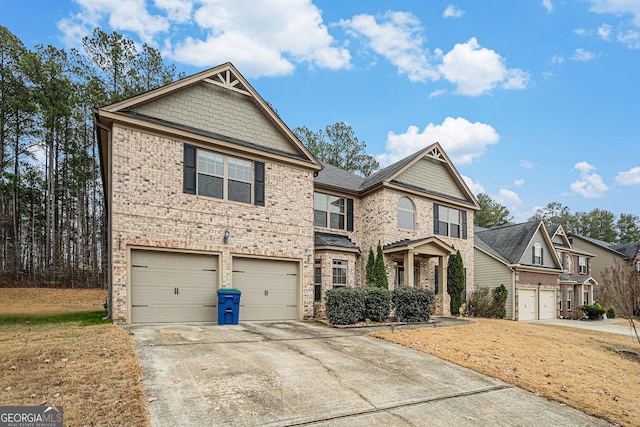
[609,242,640,259]
[568,234,628,258]
[559,274,593,284]
[313,161,364,193]
[314,232,360,251]
[474,221,541,264]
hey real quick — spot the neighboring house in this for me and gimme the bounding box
[474,221,563,321]
[547,225,597,318]
[568,234,640,304]
[96,62,480,324]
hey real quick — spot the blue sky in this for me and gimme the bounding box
[4,0,640,221]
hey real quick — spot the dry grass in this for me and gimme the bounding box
[0,288,107,315]
[0,289,148,427]
[373,318,640,426]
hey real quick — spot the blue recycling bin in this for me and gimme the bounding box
[217,288,241,325]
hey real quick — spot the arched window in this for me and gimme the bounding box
[397,197,415,230]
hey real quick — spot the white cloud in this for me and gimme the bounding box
[59,0,350,78]
[597,23,613,40]
[589,0,640,28]
[443,5,465,18]
[59,0,170,45]
[170,0,351,77]
[574,28,589,36]
[551,54,565,64]
[462,175,484,195]
[615,166,640,185]
[438,38,530,96]
[569,48,597,61]
[618,29,640,48]
[154,0,193,23]
[494,188,522,208]
[377,116,499,166]
[570,161,609,198]
[542,0,554,12]
[514,179,525,187]
[520,160,534,169]
[429,89,447,98]
[340,11,438,82]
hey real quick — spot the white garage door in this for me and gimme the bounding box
[518,289,536,321]
[232,258,299,321]
[539,290,556,320]
[131,250,218,323]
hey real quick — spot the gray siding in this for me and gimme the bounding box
[474,249,514,319]
[396,158,467,200]
[131,82,298,155]
[520,231,558,269]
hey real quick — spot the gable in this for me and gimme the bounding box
[519,229,559,269]
[394,156,467,201]
[129,82,298,155]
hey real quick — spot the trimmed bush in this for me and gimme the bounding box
[583,303,606,320]
[325,287,366,325]
[491,284,508,319]
[364,287,391,322]
[606,305,616,319]
[392,287,434,322]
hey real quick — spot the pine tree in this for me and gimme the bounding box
[447,250,465,314]
[365,247,375,285]
[373,242,388,289]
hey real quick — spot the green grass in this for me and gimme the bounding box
[0,310,111,327]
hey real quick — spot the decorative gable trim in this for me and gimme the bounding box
[426,145,446,162]
[203,69,250,96]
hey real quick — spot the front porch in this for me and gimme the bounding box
[384,237,457,316]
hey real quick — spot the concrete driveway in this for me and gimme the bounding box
[532,318,637,337]
[128,321,611,426]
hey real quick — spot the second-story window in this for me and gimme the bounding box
[197,150,252,203]
[578,256,588,274]
[567,256,573,274]
[435,204,462,238]
[533,243,543,265]
[314,192,350,230]
[397,197,415,230]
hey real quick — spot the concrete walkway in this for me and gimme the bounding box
[129,321,612,426]
[532,318,638,338]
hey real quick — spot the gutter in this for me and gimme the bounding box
[95,116,113,321]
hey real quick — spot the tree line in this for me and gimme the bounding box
[0,26,181,287]
[475,195,640,244]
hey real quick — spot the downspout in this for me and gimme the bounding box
[95,118,113,321]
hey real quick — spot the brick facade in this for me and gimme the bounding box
[109,125,315,323]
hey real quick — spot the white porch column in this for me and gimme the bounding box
[405,252,415,287]
[435,255,451,316]
[581,283,585,306]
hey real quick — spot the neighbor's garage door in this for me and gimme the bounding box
[131,250,218,323]
[518,289,536,321]
[232,258,298,321]
[539,290,556,320]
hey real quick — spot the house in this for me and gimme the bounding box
[474,221,563,320]
[568,234,640,306]
[96,62,479,324]
[547,225,597,318]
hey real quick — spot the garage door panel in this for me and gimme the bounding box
[518,289,536,321]
[131,250,218,323]
[232,258,298,321]
[539,290,556,320]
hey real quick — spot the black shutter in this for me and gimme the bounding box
[532,246,536,264]
[254,161,265,206]
[183,144,196,194]
[586,258,589,274]
[347,198,354,231]
[462,210,468,239]
[434,203,439,235]
[541,248,544,265]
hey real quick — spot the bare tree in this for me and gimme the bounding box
[601,260,640,345]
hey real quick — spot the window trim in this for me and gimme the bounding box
[434,204,466,239]
[332,260,347,287]
[397,197,415,230]
[567,289,572,310]
[314,192,353,231]
[533,243,543,265]
[578,256,588,274]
